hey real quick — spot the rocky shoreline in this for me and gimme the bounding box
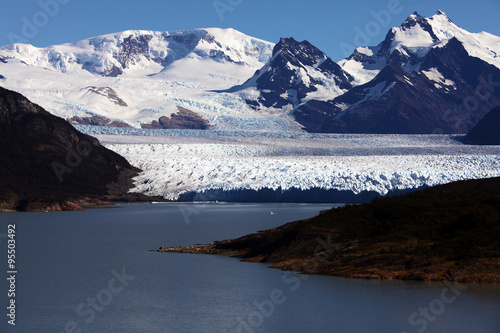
[152,243,500,283]
[0,194,170,212]
[153,245,241,257]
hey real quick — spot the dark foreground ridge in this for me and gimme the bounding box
[0,87,163,211]
[155,177,500,283]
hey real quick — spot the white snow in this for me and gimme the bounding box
[0,22,498,204]
[390,19,437,56]
[231,55,349,111]
[403,75,415,86]
[337,48,383,85]
[422,67,456,88]
[428,12,500,69]
[301,65,346,102]
[356,47,373,57]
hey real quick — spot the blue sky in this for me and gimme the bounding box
[1,0,499,61]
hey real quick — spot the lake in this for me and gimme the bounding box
[0,203,499,332]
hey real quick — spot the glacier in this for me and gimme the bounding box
[90,129,500,202]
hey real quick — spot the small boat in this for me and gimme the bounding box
[269,211,275,215]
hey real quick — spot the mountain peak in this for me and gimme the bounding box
[430,9,455,25]
[271,37,327,68]
[227,37,353,112]
[318,11,500,134]
[339,10,498,85]
[402,11,431,29]
[275,37,312,54]
[276,37,299,50]
[407,11,425,21]
[278,37,297,44]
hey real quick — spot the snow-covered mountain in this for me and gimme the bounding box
[0,28,283,130]
[294,11,500,133]
[225,37,354,113]
[339,10,500,85]
[0,28,273,79]
[1,11,500,134]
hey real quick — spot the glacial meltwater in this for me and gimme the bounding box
[0,203,499,332]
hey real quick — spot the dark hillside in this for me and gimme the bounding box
[0,87,151,211]
[157,177,500,282]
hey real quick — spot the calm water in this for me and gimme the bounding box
[0,203,499,333]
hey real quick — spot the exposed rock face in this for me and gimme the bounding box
[0,87,141,211]
[227,37,354,112]
[66,87,132,128]
[2,13,499,134]
[83,86,128,106]
[463,106,500,145]
[116,35,156,69]
[68,115,132,128]
[141,106,211,130]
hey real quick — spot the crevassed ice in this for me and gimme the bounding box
[101,134,500,200]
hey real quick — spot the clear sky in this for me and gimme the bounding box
[1,0,499,61]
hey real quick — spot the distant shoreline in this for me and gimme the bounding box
[0,194,170,213]
[152,244,500,284]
